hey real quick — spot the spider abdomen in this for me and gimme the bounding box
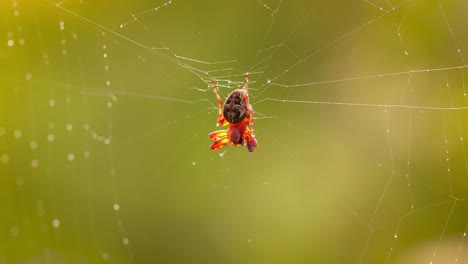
[223,90,247,124]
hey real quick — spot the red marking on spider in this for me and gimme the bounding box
[209,74,258,152]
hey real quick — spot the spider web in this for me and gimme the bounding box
[2,0,468,263]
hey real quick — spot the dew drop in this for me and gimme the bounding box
[52,219,60,228]
[47,134,55,142]
[1,154,10,164]
[14,129,22,138]
[67,153,75,161]
[30,141,38,150]
[113,203,120,211]
[122,238,129,245]
[31,159,39,168]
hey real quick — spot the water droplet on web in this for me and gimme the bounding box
[67,153,75,161]
[122,238,129,245]
[113,203,120,211]
[101,253,110,261]
[107,102,112,108]
[267,79,271,84]
[1,154,10,164]
[394,234,398,238]
[7,39,14,47]
[14,129,22,138]
[192,161,196,166]
[49,99,55,107]
[52,219,60,228]
[103,53,108,58]
[25,72,32,80]
[66,124,73,131]
[104,138,111,144]
[31,159,39,168]
[30,141,38,150]
[47,134,55,142]
[65,96,71,104]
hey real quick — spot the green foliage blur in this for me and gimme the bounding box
[1,0,468,263]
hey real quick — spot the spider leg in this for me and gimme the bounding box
[243,77,255,132]
[210,137,230,150]
[211,80,228,126]
[209,130,228,141]
[244,128,258,152]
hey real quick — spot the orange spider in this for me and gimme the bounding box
[209,74,258,152]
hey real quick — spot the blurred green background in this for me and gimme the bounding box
[2,0,468,263]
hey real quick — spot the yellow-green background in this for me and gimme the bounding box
[2,0,468,263]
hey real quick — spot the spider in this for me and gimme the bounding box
[209,74,258,152]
